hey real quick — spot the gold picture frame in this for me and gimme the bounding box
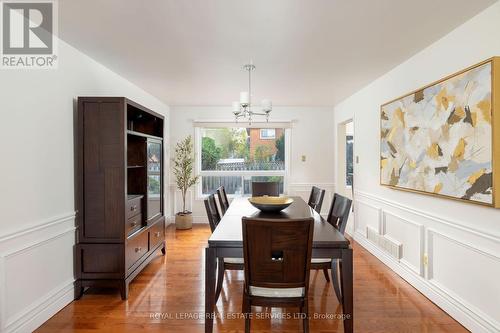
[380,57,500,208]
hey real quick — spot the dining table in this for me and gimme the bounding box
[204,196,353,333]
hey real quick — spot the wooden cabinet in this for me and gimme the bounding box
[76,97,166,300]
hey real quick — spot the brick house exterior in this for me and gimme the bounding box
[248,128,284,159]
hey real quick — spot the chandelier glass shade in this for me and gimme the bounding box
[232,62,272,124]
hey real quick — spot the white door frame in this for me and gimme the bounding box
[336,118,354,199]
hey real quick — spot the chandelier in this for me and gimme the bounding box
[232,62,272,124]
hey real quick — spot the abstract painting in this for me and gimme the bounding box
[380,61,493,205]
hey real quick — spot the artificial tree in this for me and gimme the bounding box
[172,135,199,229]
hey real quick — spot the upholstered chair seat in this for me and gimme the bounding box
[249,286,305,298]
[223,257,244,264]
[311,258,333,263]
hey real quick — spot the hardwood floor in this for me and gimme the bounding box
[37,224,468,333]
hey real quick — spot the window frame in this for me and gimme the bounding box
[259,128,276,140]
[194,125,291,199]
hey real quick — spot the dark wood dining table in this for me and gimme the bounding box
[205,196,353,333]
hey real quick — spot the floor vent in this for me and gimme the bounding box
[366,226,402,260]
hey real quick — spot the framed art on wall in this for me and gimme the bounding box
[380,57,500,207]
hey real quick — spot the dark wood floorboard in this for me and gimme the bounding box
[37,224,468,333]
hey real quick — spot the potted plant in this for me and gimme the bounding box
[173,135,199,230]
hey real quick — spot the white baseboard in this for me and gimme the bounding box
[5,280,74,333]
[353,231,499,333]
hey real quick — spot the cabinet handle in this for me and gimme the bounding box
[131,205,137,211]
[131,221,138,227]
[135,247,142,253]
[155,232,161,237]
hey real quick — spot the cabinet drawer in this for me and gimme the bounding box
[149,219,165,249]
[126,196,142,219]
[126,230,148,269]
[126,214,142,236]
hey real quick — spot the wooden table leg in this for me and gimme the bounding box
[341,247,353,333]
[331,259,342,303]
[205,247,216,333]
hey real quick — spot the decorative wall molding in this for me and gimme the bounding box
[353,190,500,333]
[353,230,500,333]
[382,211,425,276]
[288,183,335,215]
[5,280,75,333]
[0,212,75,249]
[355,190,500,243]
[426,228,500,280]
[169,182,335,193]
[354,199,381,236]
[425,227,500,332]
[168,182,336,222]
[0,212,76,333]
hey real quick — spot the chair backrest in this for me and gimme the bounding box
[307,186,325,214]
[216,186,230,215]
[327,193,352,234]
[242,217,314,293]
[204,194,221,232]
[251,181,280,197]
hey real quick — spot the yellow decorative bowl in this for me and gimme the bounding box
[248,196,294,212]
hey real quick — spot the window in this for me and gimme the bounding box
[346,135,353,186]
[197,127,288,196]
[260,128,276,139]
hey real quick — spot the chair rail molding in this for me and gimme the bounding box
[288,182,335,215]
[0,212,75,248]
[168,182,336,223]
[355,189,500,242]
[352,189,500,333]
[0,212,76,333]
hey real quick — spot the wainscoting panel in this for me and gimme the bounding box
[353,200,381,237]
[382,211,424,276]
[354,190,500,333]
[427,229,500,326]
[0,213,76,333]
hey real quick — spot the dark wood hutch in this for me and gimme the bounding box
[76,97,166,300]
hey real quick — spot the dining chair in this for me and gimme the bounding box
[242,216,314,333]
[204,194,221,232]
[204,193,244,302]
[307,186,325,214]
[310,193,352,302]
[251,181,280,197]
[216,186,230,215]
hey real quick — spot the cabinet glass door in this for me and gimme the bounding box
[147,139,162,220]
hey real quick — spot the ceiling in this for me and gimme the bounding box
[59,0,496,106]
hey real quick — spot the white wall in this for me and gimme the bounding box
[334,3,500,332]
[0,40,169,332]
[169,106,335,221]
